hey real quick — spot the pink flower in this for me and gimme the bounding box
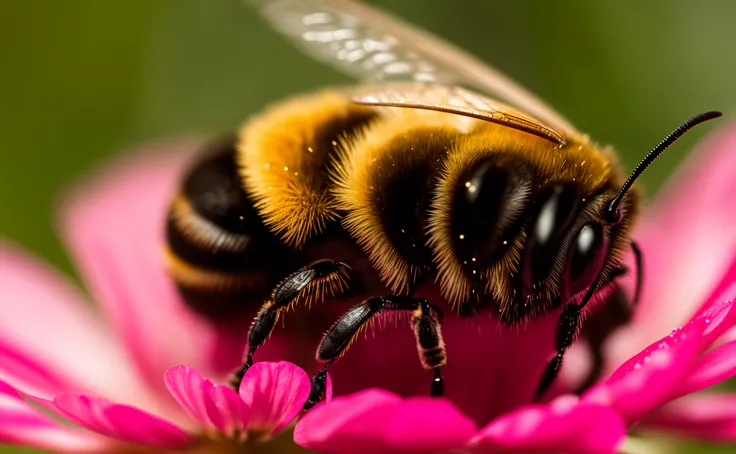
[0,140,320,451]
[292,121,736,454]
[1,117,735,454]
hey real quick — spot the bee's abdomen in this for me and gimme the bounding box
[165,137,300,320]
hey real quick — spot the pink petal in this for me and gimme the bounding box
[54,393,193,449]
[295,389,475,454]
[694,254,736,317]
[57,141,249,391]
[164,365,248,437]
[239,361,310,436]
[603,254,736,387]
[324,372,334,402]
[698,298,736,347]
[0,241,152,405]
[624,120,736,354]
[0,341,75,404]
[643,393,736,442]
[384,397,477,452]
[0,380,108,452]
[295,390,398,454]
[471,395,625,454]
[671,337,736,399]
[205,382,250,437]
[584,302,734,424]
[164,365,212,428]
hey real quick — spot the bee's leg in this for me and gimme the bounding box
[630,240,643,308]
[576,288,633,393]
[229,259,351,390]
[302,296,389,409]
[412,299,446,398]
[534,302,581,400]
[303,296,446,409]
[576,241,643,392]
[536,240,644,399]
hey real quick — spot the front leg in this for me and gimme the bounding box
[576,287,633,393]
[534,239,644,400]
[576,241,642,392]
[229,259,350,390]
[535,303,582,400]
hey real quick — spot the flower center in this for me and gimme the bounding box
[109,430,310,454]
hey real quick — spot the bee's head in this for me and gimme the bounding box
[565,111,722,308]
[434,111,721,317]
[520,185,612,306]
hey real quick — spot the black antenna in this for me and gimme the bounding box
[606,111,723,224]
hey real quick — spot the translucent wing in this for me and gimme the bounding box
[246,0,579,137]
[353,84,566,144]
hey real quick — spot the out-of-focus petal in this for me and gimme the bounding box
[0,342,75,404]
[53,393,193,449]
[57,141,251,391]
[324,373,333,403]
[642,393,736,442]
[0,380,109,452]
[585,302,734,423]
[239,362,310,436]
[622,120,736,353]
[164,365,248,437]
[294,389,475,454]
[693,256,736,318]
[470,395,625,454]
[0,240,151,405]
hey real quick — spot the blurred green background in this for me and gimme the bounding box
[0,1,734,453]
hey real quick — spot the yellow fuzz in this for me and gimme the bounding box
[237,90,376,247]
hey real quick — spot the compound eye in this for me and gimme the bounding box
[567,222,608,296]
[450,159,531,267]
[522,185,579,292]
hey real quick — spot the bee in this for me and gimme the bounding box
[163,0,721,406]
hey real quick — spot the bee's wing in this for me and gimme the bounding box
[246,0,580,137]
[353,84,566,145]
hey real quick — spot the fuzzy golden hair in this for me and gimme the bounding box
[236,90,376,247]
[332,110,479,294]
[234,86,641,320]
[280,268,351,313]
